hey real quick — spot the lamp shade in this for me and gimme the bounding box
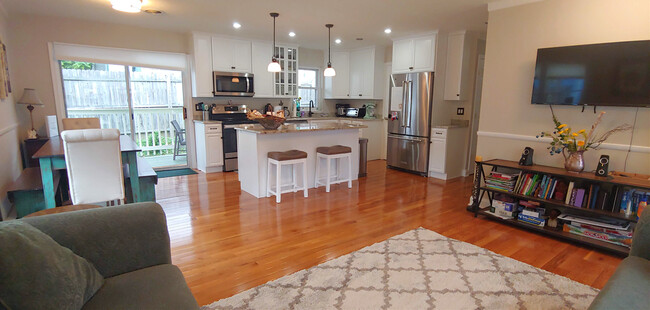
[17,88,44,106]
[324,66,336,77]
[267,60,281,73]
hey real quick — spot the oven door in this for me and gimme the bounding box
[222,125,238,171]
[213,72,254,97]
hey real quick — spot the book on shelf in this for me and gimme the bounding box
[485,171,519,192]
[563,223,632,248]
[518,213,546,227]
[565,182,575,205]
[557,214,630,230]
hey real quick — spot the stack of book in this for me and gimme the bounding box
[485,172,519,192]
[489,199,517,219]
[559,214,633,247]
[517,200,546,227]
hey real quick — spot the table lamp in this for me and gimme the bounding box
[17,88,44,139]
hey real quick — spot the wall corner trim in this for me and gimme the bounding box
[487,0,543,12]
[477,130,650,153]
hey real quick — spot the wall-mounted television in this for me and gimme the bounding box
[531,40,650,107]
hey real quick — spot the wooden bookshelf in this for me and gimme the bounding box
[468,159,648,256]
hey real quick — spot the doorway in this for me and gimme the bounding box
[59,61,187,169]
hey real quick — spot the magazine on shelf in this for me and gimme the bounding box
[557,214,630,230]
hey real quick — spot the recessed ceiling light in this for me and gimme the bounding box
[289,32,296,37]
[110,0,142,13]
[143,9,163,15]
[233,22,241,29]
[335,38,342,44]
[384,28,392,34]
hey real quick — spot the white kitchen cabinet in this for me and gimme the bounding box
[324,52,350,99]
[428,127,467,180]
[273,45,299,98]
[251,41,274,98]
[190,33,213,97]
[324,46,384,99]
[444,31,471,101]
[391,33,437,74]
[195,121,223,173]
[211,37,252,73]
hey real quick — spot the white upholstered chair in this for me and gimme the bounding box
[61,128,125,205]
[62,117,101,130]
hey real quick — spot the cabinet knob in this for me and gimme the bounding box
[409,67,414,70]
[347,94,349,97]
[456,94,460,97]
[231,66,236,70]
[358,94,362,97]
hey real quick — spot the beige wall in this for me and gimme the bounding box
[0,10,21,219]
[477,0,650,174]
[8,13,188,138]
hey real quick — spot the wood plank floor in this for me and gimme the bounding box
[155,160,622,306]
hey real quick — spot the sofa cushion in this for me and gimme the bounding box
[588,256,650,310]
[0,221,104,310]
[81,264,199,310]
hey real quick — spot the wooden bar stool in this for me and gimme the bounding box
[315,145,352,192]
[267,150,308,203]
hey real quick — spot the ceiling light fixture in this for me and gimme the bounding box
[110,0,142,13]
[324,24,336,77]
[267,13,282,73]
[384,28,392,34]
[233,22,242,29]
[335,38,342,44]
[289,31,296,37]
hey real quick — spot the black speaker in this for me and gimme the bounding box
[595,155,609,177]
[518,147,534,166]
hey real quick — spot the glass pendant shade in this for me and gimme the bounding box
[324,65,336,77]
[267,59,281,72]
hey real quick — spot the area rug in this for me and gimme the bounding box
[202,228,599,310]
[156,168,198,178]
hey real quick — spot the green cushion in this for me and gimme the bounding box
[0,221,104,310]
[588,256,650,310]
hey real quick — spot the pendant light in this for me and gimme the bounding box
[324,24,336,77]
[267,13,282,73]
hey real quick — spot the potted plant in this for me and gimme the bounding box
[538,108,631,172]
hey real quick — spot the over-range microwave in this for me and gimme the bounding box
[213,71,254,97]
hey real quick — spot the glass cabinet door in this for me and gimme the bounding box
[273,46,298,97]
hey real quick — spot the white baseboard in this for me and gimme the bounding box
[200,166,223,173]
[428,171,448,180]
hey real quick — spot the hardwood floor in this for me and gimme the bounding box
[155,160,622,306]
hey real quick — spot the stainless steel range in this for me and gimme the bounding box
[209,105,255,172]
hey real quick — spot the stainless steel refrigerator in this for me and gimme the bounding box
[387,72,434,176]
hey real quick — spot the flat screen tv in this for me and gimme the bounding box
[531,40,650,107]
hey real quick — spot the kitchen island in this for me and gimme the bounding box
[235,122,366,198]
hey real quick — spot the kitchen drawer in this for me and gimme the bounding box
[206,125,222,133]
[431,128,447,139]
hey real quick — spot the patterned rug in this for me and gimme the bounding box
[202,228,599,310]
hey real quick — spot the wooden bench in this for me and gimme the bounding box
[123,157,158,203]
[7,168,65,218]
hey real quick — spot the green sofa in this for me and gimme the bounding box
[18,202,199,310]
[588,209,650,310]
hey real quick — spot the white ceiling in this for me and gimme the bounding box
[3,0,491,49]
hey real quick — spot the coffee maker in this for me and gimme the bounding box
[335,103,350,117]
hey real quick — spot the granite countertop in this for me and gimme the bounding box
[193,120,222,124]
[285,116,384,122]
[234,122,367,134]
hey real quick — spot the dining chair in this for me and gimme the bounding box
[171,120,186,160]
[61,128,125,205]
[62,117,101,130]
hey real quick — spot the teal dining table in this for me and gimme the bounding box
[32,135,142,209]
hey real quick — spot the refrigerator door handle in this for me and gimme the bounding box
[405,81,413,128]
[400,81,408,127]
[388,134,424,143]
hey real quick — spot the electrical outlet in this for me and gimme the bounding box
[457,108,465,115]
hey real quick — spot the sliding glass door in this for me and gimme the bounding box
[60,61,187,169]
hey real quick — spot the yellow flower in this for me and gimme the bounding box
[572,133,579,137]
[558,124,567,129]
[578,129,585,134]
[577,141,585,147]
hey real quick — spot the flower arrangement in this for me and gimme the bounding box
[538,109,632,156]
